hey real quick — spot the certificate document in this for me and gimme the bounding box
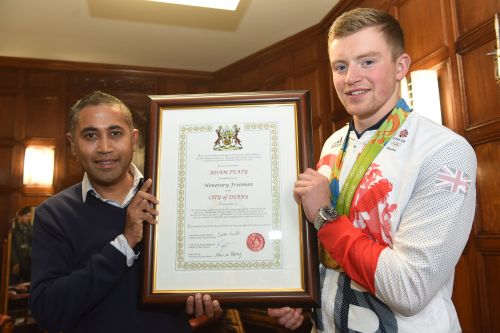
[143,92,319,307]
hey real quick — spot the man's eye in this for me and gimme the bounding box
[362,59,375,66]
[84,133,97,139]
[110,131,122,137]
[334,64,347,73]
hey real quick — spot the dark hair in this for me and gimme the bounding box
[17,206,32,216]
[68,91,134,135]
[328,8,405,60]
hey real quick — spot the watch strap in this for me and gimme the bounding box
[314,206,338,231]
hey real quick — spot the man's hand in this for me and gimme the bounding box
[294,168,331,222]
[124,179,159,248]
[186,293,222,319]
[268,307,304,330]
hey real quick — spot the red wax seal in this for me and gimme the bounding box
[247,233,265,252]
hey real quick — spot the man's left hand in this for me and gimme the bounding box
[186,293,222,319]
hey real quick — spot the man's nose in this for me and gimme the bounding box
[97,136,112,153]
[345,65,361,84]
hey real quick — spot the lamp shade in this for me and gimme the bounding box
[23,146,55,186]
[410,70,442,124]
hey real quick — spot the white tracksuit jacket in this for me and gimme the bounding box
[314,107,476,333]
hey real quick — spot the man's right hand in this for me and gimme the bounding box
[294,168,331,223]
[124,179,159,248]
[268,307,304,330]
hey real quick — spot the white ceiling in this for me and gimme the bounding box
[0,0,339,72]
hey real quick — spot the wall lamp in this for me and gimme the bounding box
[486,13,499,85]
[401,69,442,124]
[23,139,56,187]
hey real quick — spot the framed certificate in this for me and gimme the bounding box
[142,91,319,307]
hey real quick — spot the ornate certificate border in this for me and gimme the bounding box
[175,123,282,270]
[142,91,319,307]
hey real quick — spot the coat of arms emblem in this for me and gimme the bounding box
[213,125,243,151]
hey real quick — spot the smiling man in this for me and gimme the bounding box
[269,8,477,333]
[30,91,221,333]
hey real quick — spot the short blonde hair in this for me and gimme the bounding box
[328,8,405,60]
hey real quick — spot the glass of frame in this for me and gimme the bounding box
[142,91,319,308]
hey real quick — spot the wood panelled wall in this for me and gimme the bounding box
[0,0,498,331]
[213,26,334,162]
[0,57,212,248]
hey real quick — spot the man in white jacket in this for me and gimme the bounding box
[269,7,476,333]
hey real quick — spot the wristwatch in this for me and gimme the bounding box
[313,206,339,231]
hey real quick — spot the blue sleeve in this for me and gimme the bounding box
[29,204,128,332]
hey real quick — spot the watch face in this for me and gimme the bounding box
[321,206,338,220]
[315,206,339,231]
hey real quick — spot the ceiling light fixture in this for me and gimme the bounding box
[146,0,240,11]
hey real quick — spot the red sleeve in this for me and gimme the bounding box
[316,154,336,170]
[317,216,387,294]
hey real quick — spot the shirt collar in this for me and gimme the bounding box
[81,163,143,208]
[349,108,392,139]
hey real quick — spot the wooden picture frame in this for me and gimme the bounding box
[142,91,319,308]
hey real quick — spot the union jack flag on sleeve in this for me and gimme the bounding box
[435,165,471,194]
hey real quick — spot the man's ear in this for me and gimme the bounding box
[132,129,139,147]
[396,53,411,81]
[66,132,76,156]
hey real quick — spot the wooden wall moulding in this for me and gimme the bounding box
[463,121,500,146]
[475,237,500,253]
[473,141,500,235]
[455,18,497,55]
[24,71,65,93]
[21,185,55,197]
[292,68,326,161]
[397,0,446,64]
[0,147,14,189]
[356,0,391,11]
[65,155,83,180]
[459,42,499,131]
[263,56,292,85]
[434,60,456,130]
[455,0,500,36]
[0,94,19,140]
[241,64,264,91]
[23,95,66,139]
[409,46,449,70]
[214,23,323,80]
[292,40,320,71]
[23,137,57,148]
[482,254,500,332]
[0,144,23,191]
[214,75,242,93]
[0,56,213,81]
[452,253,482,333]
[163,79,189,95]
[0,68,21,92]
[187,81,211,94]
[69,75,158,94]
[262,77,291,92]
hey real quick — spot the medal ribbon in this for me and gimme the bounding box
[321,99,411,268]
